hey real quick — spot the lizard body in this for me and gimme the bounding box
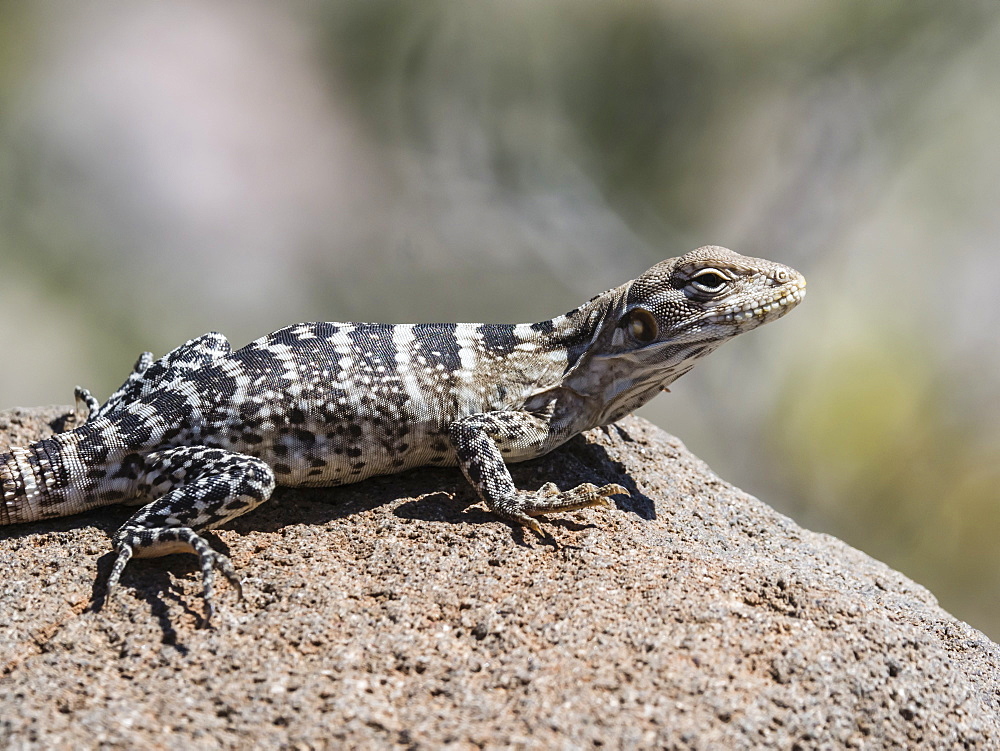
[1,246,805,617]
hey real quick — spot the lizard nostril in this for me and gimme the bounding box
[773,269,795,284]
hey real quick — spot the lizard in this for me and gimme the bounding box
[0,245,805,619]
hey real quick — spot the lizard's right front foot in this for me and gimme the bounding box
[494,482,629,533]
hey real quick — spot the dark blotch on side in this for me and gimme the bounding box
[111,454,146,480]
[412,323,462,373]
[530,319,555,334]
[479,323,520,357]
[347,324,400,378]
[308,322,341,340]
[293,429,316,444]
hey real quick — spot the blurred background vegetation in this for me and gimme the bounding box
[2,1,999,638]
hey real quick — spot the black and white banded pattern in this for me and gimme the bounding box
[1,245,805,619]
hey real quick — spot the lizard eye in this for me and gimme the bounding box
[689,269,728,293]
[623,308,658,344]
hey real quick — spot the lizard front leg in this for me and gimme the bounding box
[107,446,276,620]
[448,412,626,533]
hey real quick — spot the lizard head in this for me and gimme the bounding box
[560,245,806,424]
[618,245,806,343]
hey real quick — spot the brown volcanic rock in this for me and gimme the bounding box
[1,406,998,748]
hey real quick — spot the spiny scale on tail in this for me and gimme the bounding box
[0,245,805,620]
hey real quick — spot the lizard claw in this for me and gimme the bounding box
[531,481,628,515]
[505,481,629,525]
[106,526,242,623]
[594,483,630,505]
[104,543,134,605]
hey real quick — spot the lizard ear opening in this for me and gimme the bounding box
[622,308,658,344]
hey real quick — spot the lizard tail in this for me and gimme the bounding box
[1,442,67,525]
[0,420,133,525]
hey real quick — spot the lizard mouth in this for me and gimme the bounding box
[708,280,806,324]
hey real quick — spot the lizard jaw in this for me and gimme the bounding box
[708,278,807,325]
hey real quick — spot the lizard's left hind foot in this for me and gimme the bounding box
[107,526,243,621]
[102,446,275,622]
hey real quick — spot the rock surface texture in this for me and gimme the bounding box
[1,405,998,749]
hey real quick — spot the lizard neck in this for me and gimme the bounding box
[517,287,628,432]
[533,287,620,371]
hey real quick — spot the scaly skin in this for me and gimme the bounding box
[1,245,805,619]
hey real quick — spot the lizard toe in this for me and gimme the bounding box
[105,542,134,603]
[110,524,241,622]
[522,482,627,516]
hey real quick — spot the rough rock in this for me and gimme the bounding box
[1,405,998,749]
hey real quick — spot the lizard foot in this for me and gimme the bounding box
[107,525,242,623]
[73,386,100,422]
[496,482,629,533]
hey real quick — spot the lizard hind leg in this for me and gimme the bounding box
[74,386,101,422]
[93,333,231,422]
[75,351,153,422]
[106,446,276,621]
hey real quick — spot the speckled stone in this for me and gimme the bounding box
[1,407,997,749]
